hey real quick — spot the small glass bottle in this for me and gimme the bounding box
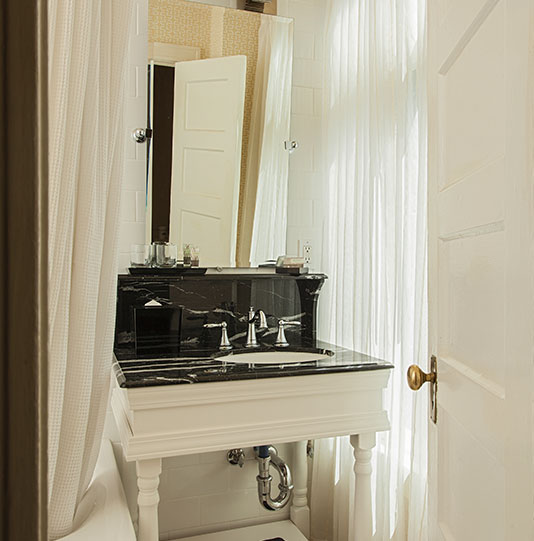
[191,245,200,267]
[182,243,192,267]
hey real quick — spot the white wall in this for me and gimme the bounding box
[110,441,296,541]
[118,0,149,273]
[279,0,326,272]
[110,1,323,539]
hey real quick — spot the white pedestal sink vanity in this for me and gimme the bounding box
[112,272,392,541]
[111,346,392,541]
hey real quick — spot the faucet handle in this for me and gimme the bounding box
[257,310,268,330]
[203,321,232,351]
[275,319,302,348]
[248,307,268,330]
[278,319,302,328]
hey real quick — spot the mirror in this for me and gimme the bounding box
[147,0,294,267]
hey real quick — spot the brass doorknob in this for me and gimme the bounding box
[407,364,436,391]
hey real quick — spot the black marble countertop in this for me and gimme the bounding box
[113,340,393,388]
[118,270,327,281]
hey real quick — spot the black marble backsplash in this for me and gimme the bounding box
[114,272,326,359]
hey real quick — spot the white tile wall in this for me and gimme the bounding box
[118,0,149,272]
[109,2,324,538]
[156,443,294,540]
[279,0,326,271]
[109,438,295,540]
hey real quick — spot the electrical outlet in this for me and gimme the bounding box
[303,241,312,265]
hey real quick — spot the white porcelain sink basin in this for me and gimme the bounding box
[219,350,332,365]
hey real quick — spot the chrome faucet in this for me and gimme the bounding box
[245,307,268,348]
[274,319,302,347]
[204,321,232,351]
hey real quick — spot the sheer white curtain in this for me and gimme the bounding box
[247,16,293,266]
[312,0,428,540]
[47,1,131,538]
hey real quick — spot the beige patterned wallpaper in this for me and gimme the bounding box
[221,8,260,250]
[149,0,262,260]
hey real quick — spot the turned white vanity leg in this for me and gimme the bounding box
[136,458,162,541]
[290,440,310,538]
[350,433,376,541]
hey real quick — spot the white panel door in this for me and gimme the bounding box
[427,1,534,540]
[169,55,246,267]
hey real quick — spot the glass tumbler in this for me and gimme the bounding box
[130,244,153,267]
[153,242,177,267]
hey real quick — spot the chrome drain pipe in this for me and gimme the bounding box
[255,445,293,511]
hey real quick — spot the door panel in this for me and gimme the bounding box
[438,231,505,384]
[438,409,505,541]
[437,160,504,235]
[436,0,499,71]
[438,357,505,462]
[428,0,534,539]
[438,1,505,189]
[170,55,246,267]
